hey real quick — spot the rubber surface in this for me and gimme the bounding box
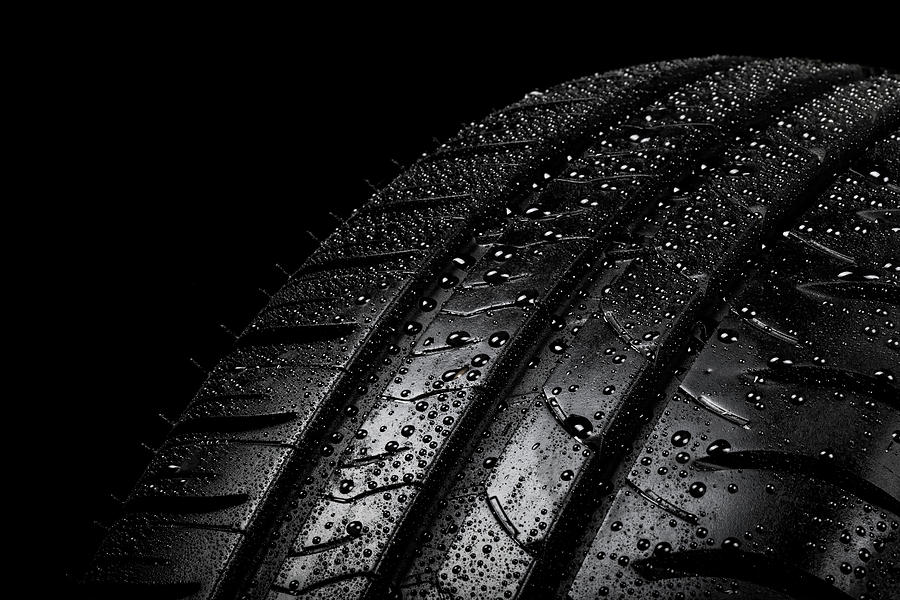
[85,58,899,600]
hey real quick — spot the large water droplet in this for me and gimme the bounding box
[671,430,691,447]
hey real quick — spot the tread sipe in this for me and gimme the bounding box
[86,57,900,600]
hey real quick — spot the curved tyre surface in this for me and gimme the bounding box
[86,57,900,600]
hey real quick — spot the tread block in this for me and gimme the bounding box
[87,517,242,599]
[130,440,292,530]
[180,366,342,443]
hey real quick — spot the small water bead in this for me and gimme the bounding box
[339,479,354,494]
[637,538,651,551]
[405,322,423,335]
[385,440,401,452]
[675,452,691,464]
[483,457,498,469]
[560,470,575,481]
[440,273,459,288]
[654,542,672,555]
[602,385,616,395]
[419,297,437,311]
[415,400,428,411]
[400,425,415,437]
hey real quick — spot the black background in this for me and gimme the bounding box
[48,14,897,583]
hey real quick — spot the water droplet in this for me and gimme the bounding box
[490,246,515,261]
[401,425,415,437]
[654,542,672,555]
[339,479,354,494]
[722,537,741,550]
[550,339,568,354]
[717,328,739,343]
[446,331,472,346]
[819,448,835,460]
[420,297,437,311]
[688,481,706,498]
[452,254,475,269]
[671,430,691,447]
[472,354,490,367]
[564,414,593,439]
[346,521,363,537]
[483,457,497,469]
[488,331,510,347]
[484,269,510,284]
[560,470,574,481]
[515,289,538,307]
[405,322,423,335]
[706,439,732,455]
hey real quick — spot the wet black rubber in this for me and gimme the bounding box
[85,58,900,600]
